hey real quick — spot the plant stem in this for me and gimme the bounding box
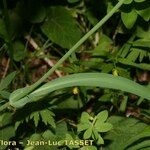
[32,0,125,87]
[10,0,125,102]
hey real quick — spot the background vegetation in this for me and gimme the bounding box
[0,0,150,149]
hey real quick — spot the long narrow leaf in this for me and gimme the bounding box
[9,73,150,108]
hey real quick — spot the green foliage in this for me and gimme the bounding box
[77,110,113,145]
[0,71,16,91]
[0,126,15,149]
[9,73,150,108]
[41,6,82,49]
[79,146,97,150]
[15,108,56,130]
[93,34,112,56]
[104,116,150,150]
[0,0,149,149]
[14,0,46,23]
[0,71,16,100]
[0,111,15,149]
[13,41,26,61]
[121,0,149,29]
[121,9,138,29]
[39,109,56,128]
[25,0,46,23]
[123,0,133,4]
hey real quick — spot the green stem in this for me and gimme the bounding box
[32,0,125,88]
[10,0,125,102]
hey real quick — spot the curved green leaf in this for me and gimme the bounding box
[134,0,146,2]
[77,123,91,132]
[95,122,113,132]
[9,73,150,108]
[136,7,150,21]
[0,71,16,91]
[121,9,138,29]
[81,112,91,123]
[123,0,133,4]
[83,127,92,139]
[96,110,108,122]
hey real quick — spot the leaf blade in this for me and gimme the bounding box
[10,73,150,108]
[41,6,81,49]
[0,71,16,91]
